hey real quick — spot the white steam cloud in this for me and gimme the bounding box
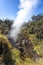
[10,0,38,41]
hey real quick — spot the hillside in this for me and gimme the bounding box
[0,13,43,65]
[16,13,43,58]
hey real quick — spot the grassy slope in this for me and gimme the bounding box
[11,18,43,65]
[15,18,43,65]
[0,35,43,65]
[0,19,43,65]
[0,34,42,65]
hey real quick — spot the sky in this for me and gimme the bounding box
[0,0,43,20]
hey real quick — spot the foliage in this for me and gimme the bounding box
[0,13,43,65]
[22,14,43,39]
[31,13,43,21]
[0,19,13,35]
[0,34,15,65]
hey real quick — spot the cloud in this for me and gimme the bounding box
[10,0,39,41]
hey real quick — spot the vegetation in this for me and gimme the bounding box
[0,19,13,34]
[0,34,15,65]
[0,13,43,65]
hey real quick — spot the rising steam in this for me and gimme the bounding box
[10,0,38,41]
